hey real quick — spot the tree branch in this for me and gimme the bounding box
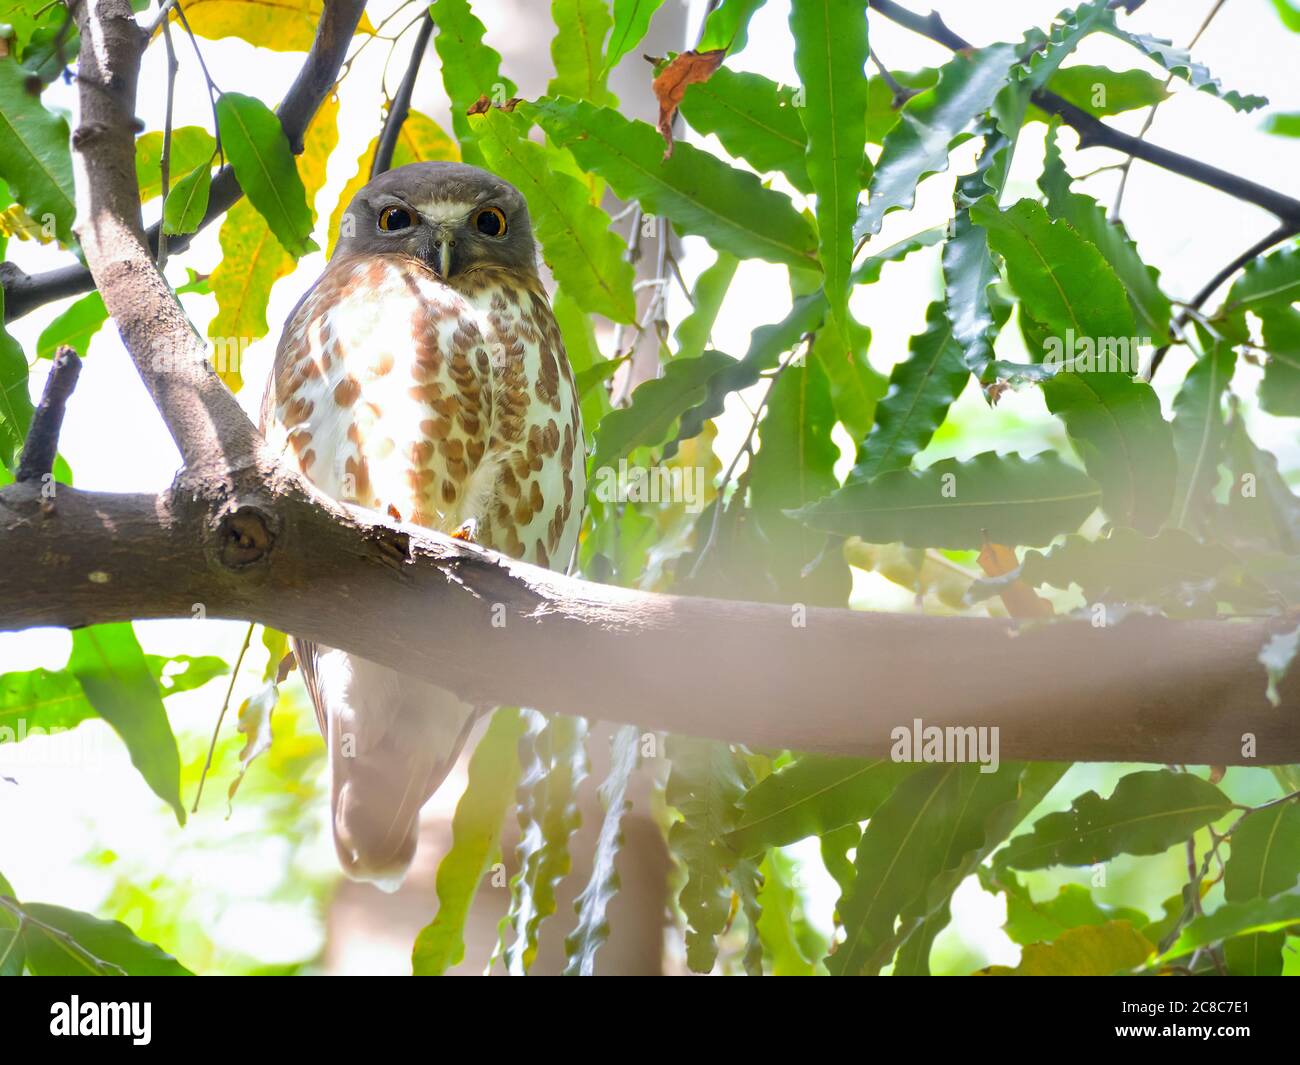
[1,0,367,323]
[865,0,1300,227]
[15,346,81,483]
[371,10,434,178]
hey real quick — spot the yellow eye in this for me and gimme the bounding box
[378,205,416,231]
[473,206,507,237]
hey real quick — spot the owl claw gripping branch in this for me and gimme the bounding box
[261,162,586,890]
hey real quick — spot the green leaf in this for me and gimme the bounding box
[996,876,1149,946]
[528,97,818,269]
[1000,769,1232,871]
[673,251,738,364]
[1169,885,1300,956]
[215,91,316,258]
[471,107,635,322]
[161,161,212,236]
[0,291,32,472]
[135,125,217,203]
[0,57,74,243]
[1038,64,1171,118]
[680,70,811,193]
[605,0,665,73]
[790,0,868,343]
[1099,18,1268,112]
[413,707,525,976]
[430,0,516,164]
[981,920,1154,975]
[794,451,1101,550]
[563,723,640,975]
[697,0,762,53]
[18,902,192,975]
[1039,124,1171,343]
[756,849,827,976]
[1256,306,1300,417]
[1263,111,1300,137]
[850,300,968,482]
[504,711,588,975]
[1224,241,1300,316]
[1169,324,1237,531]
[827,763,1025,976]
[811,311,885,447]
[1260,625,1300,708]
[36,291,107,360]
[68,623,187,825]
[854,43,1019,242]
[667,735,753,973]
[1221,801,1300,975]
[727,757,919,858]
[590,349,735,471]
[1272,0,1300,31]
[549,0,614,105]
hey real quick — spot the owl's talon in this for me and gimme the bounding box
[451,518,478,543]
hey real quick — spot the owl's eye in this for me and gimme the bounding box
[473,206,507,237]
[378,205,416,232]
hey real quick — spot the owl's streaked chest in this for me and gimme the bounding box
[265,254,585,569]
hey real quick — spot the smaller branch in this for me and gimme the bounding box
[371,11,434,178]
[156,5,179,271]
[192,622,254,812]
[15,346,81,484]
[145,0,181,37]
[1148,222,1297,376]
[869,47,919,108]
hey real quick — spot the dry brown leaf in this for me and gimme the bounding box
[651,49,726,158]
[978,539,1054,620]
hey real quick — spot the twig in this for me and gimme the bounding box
[156,2,179,271]
[1111,0,1229,222]
[372,11,435,176]
[864,0,1300,227]
[192,622,254,812]
[869,46,919,107]
[1148,223,1297,376]
[145,0,182,37]
[15,347,81,484]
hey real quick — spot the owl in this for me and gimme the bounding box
[261,161,586,890]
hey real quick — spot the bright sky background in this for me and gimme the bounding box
[1,0,1297,973]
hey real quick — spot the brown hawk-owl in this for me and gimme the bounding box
[261,161,585,890]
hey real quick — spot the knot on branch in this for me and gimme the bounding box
[216,506,275,569]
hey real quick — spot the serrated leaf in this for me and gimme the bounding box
[795,451,1101,550]
[0,57,73,243]
[666,735,752,974]
[727,757,919,858]
[0,293,32,471]
[605,0,665,73]
[1037,64,1171,118]
[855,43,1019,242]
[980,920,1154,975]
[504,711,588,975]
[1169,885,1300,956]
[590,349,735,471]
[529,97,818,269]
[1039,124,1171,343]
[215,91,316,257]
[36,291,106,360]
[755,849,826,976]
[430,0,516,164]
[1099,17,1267,112]
[471,107,634,322]
[850,299,968,482]
[680,69,811,193]
[1256,306,1300,417]
[161,162,212,236]
[549,0,614,105]
[1170,324,1237,530]
[997,877,1149,946]
[162,0,372,53]
[811,311,885,447]
[135,125,217,203]
[326,110,458,257]
[1224,241,1300,315]
[413,707,525,976]
[68,624,186,825]
[1000,769,1231,870]
[563,723,640,976]
[673,251,738,364]
[790,0,867,344]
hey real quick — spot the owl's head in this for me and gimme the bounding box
[336,161,538,280]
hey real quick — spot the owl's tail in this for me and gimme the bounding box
[303,646,480,892]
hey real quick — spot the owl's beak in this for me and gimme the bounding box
[426,225,456,279]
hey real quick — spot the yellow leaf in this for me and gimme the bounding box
[163,0,376,53]
[326,110,458,257]
[978,921,1155,976]
[208,97,338,391]
[0,203,56,244]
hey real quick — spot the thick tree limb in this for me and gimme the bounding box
[0,476,1296,765]
[1,0,367,323]
[1,0,1293,771]
[866,0,1300,227]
